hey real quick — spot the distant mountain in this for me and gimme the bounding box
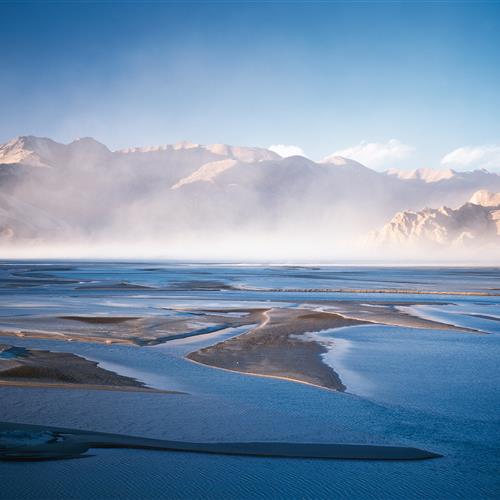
[118,141,279,163]
[0,136,280,189]
[0,136,52,167]
[1,135,500,259]
[384,167,456,183]
[383,167,497,188]
[371,190,500,250]
[0,191,71,241]
[0,136,111,169]
[469,189,500,207]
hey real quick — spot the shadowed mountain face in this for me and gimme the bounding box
[1,136,500,260]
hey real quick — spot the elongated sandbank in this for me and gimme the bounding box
[300,300,480,333]
[0,345,176,393]
[0,309,267,345]
[187,308,367,391]
[236,286,499,297]
[0,422,441,461]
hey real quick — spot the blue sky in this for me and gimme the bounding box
[1,0,500,170]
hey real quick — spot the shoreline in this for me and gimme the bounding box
[0,380,179,393]
[0,344,171,393]
[184,355,340,393]
[300,301,482,333]
[187,308,368,391]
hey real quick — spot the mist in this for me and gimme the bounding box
[0,136,499,264]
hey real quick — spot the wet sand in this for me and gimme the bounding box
[0,380,173,393]
[0,296,481,351]
[0,344,171,393]
[0,422,441,461]
[0,328,136,345]
[0,309,267,346]
[188,308,367,391]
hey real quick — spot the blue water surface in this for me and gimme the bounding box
[0,262,498,499]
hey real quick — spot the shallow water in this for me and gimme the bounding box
[0,262,499,499]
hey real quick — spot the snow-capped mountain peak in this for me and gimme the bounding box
[0,136,57,167]
[0,136,111,168]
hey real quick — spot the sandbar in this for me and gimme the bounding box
[0,344,175,393]
[0,422,441,461]
[188,308,367,391]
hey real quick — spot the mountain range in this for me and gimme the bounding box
[1,136,499,260]
[371,190,500,250]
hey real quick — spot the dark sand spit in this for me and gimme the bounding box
[0,380,173,393]
[236,286,500,297]
[74,280,238,292]
[0,344,175,393]
[187,303,486,392]
[467,313,500,322]
[59,316,140,324]
[0,422,441,462]
[188,309,367,391]
[302,301,482,333]
[165,280,237,291]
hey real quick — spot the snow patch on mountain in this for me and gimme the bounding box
[172,159,238,189]
[0,136,53,167]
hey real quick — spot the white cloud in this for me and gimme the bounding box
[268,144,305,158]
[326,139,415,168]
[441,144,500,170]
